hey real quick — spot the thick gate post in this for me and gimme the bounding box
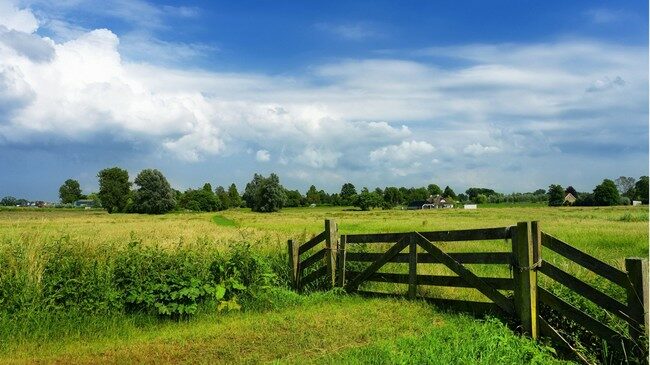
[408,233,418,299]
[325,219,338,289]
[287,239,300,290]
[512,221,539,339]
[625,257,649,340]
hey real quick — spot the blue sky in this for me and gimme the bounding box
[0,0,647,200]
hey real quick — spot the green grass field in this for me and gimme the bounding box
[0,205,647,364]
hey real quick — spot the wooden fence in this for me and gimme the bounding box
[287,220,648,363]
[288,219,338,291]
[537,231,648,361]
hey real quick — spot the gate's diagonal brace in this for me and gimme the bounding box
[414,232,515,315]
[345,237,409,292]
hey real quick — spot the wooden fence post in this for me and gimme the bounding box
[512,221,538,339]
[287,239,300,290]
[337,234,347,287]
[625,257,648,339]
[325,219,338,289]
[408,233,418,299]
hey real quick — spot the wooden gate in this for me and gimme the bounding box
[340,224,537,333]
[287,219,649,363]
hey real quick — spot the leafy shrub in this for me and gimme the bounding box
[40,238,121,315]
[113,240,223,317]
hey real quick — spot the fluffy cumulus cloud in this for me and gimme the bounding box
[0,1,647,194]
[255,149,270,162]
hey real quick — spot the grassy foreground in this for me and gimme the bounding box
[4,293,565,365]
[0,205,647,364]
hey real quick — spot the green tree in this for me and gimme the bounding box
[227,183,242,208]
[614,176,636,197]
[354,187,382,211]
[593,179,620,206]
[1,196,17,206]
[634,176,648,204]
[58,179,82,204]
[285,189,304,207]
[97,167,131,213]
[383,187,401,207]
[443,186,456,199]
[132,169,176,214]
[427,184,442,196]
[340,183,357,206]
[180,188,221,212]
[243,173,287,212]
[202,183,213,193]
[306,185,320,205]
[547,184,565,207]
[475,194,488,204]
[215,185,230,208]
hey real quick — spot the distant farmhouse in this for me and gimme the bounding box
[74,199,96,208]
[563,193,576,205]
[407,195,454,210]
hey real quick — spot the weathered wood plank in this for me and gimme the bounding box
[538,287,629,348]
[346,272,513,290]
[345,226,511,244]
[298,248,326,274]
[345,232,409,243]
[298,231,326,255]
[300,266,327,289]
[336,234,347,287]
[324,219,337,288]
[541,232,628,288]
[408,235,417,299]
[539,260,629,322]
[625,258,649,339]
[418,227,512,242]
[345,252,512,264]
[356,290,504,316]
[287,239,299,289]
[345,238,409,292]
[415,233,515,315]
[512,222,538,338]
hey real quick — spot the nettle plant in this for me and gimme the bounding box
[112,240,277,318]
[113,240,220,317]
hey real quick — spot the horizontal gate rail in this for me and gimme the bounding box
[347,271,513,290]
[299,248,326,275]
[300,266,327,288]
[298,231,326,254]
[539,261,630,322]
[345,226,512,244]
[541,232,629,288]
[346,251,511,265]
[538,287,631,349]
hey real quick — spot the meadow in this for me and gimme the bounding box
[0,205,647,364]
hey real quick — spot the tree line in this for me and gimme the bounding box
[1,168,647,214]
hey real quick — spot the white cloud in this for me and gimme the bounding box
[370,140,436,163]
[0,2,646,192]
[255,149,270,162]
[0,0,38,33]
[463,143,500,156]
[295,147,341,168]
